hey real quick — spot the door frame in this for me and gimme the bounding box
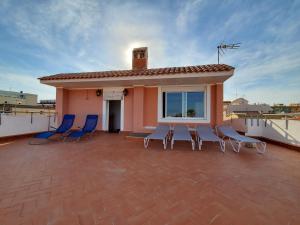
[102,99,124,131]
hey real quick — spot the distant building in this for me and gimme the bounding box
[1,104,55,114]
[0,90,37,105]
[38,99,56,110]
[39,99,55,105]
[231,98,249,105]
[289,103,300,113]
[225,98,272,116]
[272,104,290,113]
[0,90,55,114]
[223,100,231,113]
[272,103,300,113]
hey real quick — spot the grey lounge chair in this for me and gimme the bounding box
[196,125,225,152]
[144,125,170,150]
[216,125,266,154]
[171,125,195,150]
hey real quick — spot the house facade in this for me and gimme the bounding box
[39,47,235,132]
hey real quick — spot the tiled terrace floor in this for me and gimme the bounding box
[0,132,300,225]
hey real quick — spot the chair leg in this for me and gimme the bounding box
[237,142,241,153]
[163,139,167,150]
[229,138,241,153]
[167,132,171,141]
[144,138,149,149]
[199,139,203,150]
[222,140,226,152]
[256,142,266,154]
[165,137,168,150]
[219,140,225,153]
[171,139,174,150]
[191,139,195,151]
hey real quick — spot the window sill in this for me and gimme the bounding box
[158,117,210,123]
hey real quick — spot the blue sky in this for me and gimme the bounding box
[0,0,299,104]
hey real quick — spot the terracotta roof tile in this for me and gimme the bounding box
[39,64,234,81]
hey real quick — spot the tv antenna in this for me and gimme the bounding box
[217,43,241,64]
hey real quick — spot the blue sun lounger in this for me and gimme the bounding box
[66,115,98,141]
[216,125,266,154]
[196,125,225,152]
[29,114,75,144]
[144,125,170,150]
[171,125,195,150]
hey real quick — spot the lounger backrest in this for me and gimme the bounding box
[196,125,223,143]
[83,115,99,133]
[174,125,189,132]
[156,125,170,131]
[56,114,75,133]
[217,126,239,137]
[196,125,214,133]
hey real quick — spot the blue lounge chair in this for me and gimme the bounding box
[171,125,195,150]
[216,125,266,154]
[196,125,225,152]
[29,114,75,144]
[144,125,170,150]
[66,115,98,141]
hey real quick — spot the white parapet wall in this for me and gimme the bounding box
[245,119,300,147]
[0,114,56,137]
[224,117,247,133]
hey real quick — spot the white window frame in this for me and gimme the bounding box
[157,85,211,123]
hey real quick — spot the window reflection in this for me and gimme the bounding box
[186,92,204,117]
[164,91,204,118]
[166,92,182,117]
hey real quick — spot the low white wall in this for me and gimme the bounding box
[0,114,56,137]
[246,119,300,147]
[224,118,247,132]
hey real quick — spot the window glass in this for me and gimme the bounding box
[163,91,205,119]
[166,92,182,117]
[186,92,204,117]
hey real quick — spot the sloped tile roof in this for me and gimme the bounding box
[39,64,234,81]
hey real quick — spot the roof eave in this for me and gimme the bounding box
[41,71,234,88]
[41,70,233,83]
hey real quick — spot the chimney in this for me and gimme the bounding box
[132,47,148,70]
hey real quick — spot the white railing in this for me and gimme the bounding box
[0,113,57,138]
[226,113,300,147]
[245,118,300,147]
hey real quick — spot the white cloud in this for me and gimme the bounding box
[228,42,300,81]
[0,0,170,70]
[223,40,300,104]
[85,1,170,69]
[4,0,103,50]
[176,0,204,32]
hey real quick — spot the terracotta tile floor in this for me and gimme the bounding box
[0,132,300,225]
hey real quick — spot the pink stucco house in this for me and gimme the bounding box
[39,47,235,133]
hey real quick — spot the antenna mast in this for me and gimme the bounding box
[217,43,241,64]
